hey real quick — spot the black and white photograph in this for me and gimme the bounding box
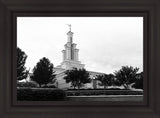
[17,17,143,101]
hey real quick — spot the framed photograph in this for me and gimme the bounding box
[16,17,144,102]
[0,0,160,118]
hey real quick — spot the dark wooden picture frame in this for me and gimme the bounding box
[0,0,160,118]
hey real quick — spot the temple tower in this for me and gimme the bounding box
[59,25,84,70]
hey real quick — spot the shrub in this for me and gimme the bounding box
[66,90,143,96]
[17,88,66,101]
[17,81,37,88]
[42,85,56,88]
[67,88,122,90]
[132,78,143,89]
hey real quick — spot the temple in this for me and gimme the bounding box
[54,25,104,89]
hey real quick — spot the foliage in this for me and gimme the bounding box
[42,85,56,88]
[66,89,143,96]
[64,68,91,89]
[17,88,66,101]
[96,74,114,89]
[17,47,29,80]
[67,88,122,90]
[30,57,56,87]
[132,72,143,89]
[114,66,139,89]
[17,81,37,88]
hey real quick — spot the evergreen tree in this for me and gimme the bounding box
[64,68,91,89]
[17,47,29,81]
[30,57,56,87]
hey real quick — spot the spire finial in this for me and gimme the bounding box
[67,24,71,31]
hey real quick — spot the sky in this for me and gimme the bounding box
[17,17,143,74]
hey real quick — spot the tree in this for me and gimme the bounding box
[63,68,91,89]
[30,57,56,87]
[17,47,29,81]
[114,66,139,89]
[96,74,114,89]
[132,72,143,89]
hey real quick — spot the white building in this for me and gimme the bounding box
[54,25,105,89]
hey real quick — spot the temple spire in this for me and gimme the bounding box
[67,24,73,43]
[59,25,85,70]
[67,24,71,31]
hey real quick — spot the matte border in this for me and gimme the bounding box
[0,0,160,118]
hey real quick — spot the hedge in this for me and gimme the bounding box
[67,88,123,90]
[17,88,66,101]
[17,81,37,88]
[66,90,143,96]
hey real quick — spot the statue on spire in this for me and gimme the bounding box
[67,24,71,31]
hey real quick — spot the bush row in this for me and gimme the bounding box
[67,88,124,90]
[66,90,143,96]
[17,88,66,101]
[17,81,56,88]
[17,81,37,87]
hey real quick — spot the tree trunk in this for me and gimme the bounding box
[123,84,129,89]
[78,82,81,90]
[78,86,80,90]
